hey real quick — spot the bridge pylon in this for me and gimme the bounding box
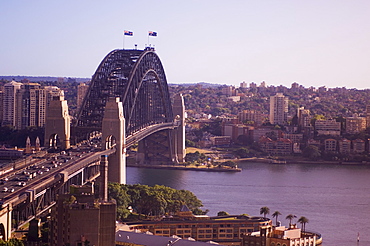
[102,97,126,184]
[44,95,70,150]
[172,93,186,163]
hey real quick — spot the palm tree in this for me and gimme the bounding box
[298,216,309,233]
[285,214,297,226]
[272,211,282,226]
[259,206,270,218]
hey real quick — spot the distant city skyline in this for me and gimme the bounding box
[1,0,370,89]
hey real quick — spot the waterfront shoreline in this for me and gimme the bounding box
[126,163,241,172]
[235,157,370,166]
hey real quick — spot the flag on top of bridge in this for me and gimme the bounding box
[148,31,157,36]
[124,30,133,36]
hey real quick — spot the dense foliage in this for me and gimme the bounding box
[0,126,44,148]
[108,183,205,220]
[0,239,24,246]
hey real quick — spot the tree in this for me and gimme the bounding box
[0,238,24,246]
[234,147,250,158]
[302,145,321,160]
[217,211,229,216]
[222,160,237,168]
[286,214,297,226]
[259,206,270,218]
[272,211,282,226]
[297,216,309,233]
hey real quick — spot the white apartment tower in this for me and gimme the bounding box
[2,81,22,127]
[269,93,288,125]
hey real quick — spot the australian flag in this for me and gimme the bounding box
[149,31,157,36]
[124,30,133,36]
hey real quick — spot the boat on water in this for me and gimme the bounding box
[269,159,287,164]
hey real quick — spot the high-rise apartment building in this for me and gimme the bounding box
[240,81,247,88]
[77,82,89,110]
[44,86,64,109]
[0,89,3,124]
[17,83,46,129]
[297,107,311,128]
[269,93,288,125]
[2,81,22,127]
[1,81,64,129]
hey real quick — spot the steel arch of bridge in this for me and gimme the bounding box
[76,48,173,135]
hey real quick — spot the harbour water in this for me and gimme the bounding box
[127,162,370,245]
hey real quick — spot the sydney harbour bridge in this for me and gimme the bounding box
[0,48,185,239]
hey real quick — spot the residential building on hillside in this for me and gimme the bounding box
[238,110,264,126]
[366,105,370,128]
[346,115,366,134]
[240,81,247,88]
[338,139,351,154]
[352,139,365,153]
[297,107,311,129]
[315,120,341,136]
[259,137,293,155]
[283,133,303,144]
[269,93,288,125]
[210,136,231,147]
[221,85,235,96]
[324,139,337,152]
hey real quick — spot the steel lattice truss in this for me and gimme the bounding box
[76,48,174,136]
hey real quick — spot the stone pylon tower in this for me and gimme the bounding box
[35,137,40,151]
[102,97,126,184]
[44,96,70,150]
[172,93,186,162]
[25,137,32,154]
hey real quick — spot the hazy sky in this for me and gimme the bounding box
[1,0,370,88]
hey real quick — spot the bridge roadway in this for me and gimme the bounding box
[0,121,178,213]
[125,121,179,147]
[0,147,115,210]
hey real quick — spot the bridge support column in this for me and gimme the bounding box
[102,98,126,184]
[172,93,186,163]
[137,130,175,165]
[136,141,145,165]
[44,96,70,150]
[0,204,12,241]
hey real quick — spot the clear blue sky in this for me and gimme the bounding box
[1,0,370,89]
